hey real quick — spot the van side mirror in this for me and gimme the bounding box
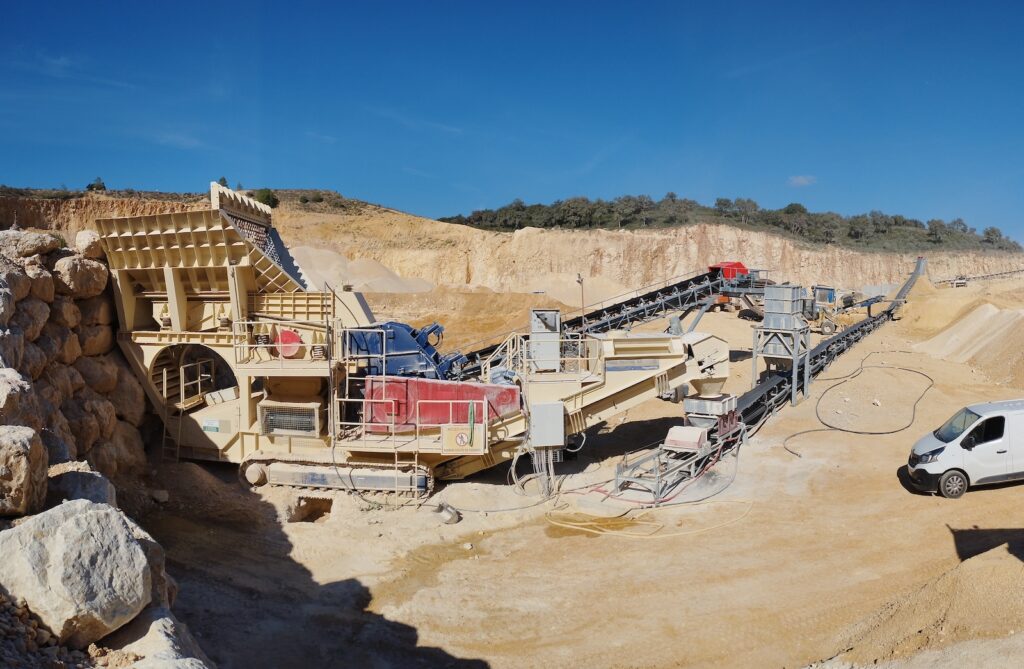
[962,435,976,450]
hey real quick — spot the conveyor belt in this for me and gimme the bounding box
[734,258,926,430]
[452,269,754,380]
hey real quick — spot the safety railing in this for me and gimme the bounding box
[175,358,214,411]
[230,320,331,368]
[413,399,488,432]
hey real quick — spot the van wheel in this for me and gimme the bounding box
[938,470,968,499]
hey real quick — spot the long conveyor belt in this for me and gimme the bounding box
[734,257,926,431]
[453,269,749,380]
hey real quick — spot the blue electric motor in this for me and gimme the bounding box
[344,321,467,379]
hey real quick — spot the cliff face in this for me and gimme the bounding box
[0,194,207,237]
[3,194,1020,303]
[272,206,1023,303]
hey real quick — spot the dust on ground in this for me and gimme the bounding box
[136,276,1024,668]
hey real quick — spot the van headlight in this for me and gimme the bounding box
[918,447,945,464]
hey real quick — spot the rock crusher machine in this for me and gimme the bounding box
[96,184,732,495]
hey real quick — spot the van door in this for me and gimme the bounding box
[960,415,1009,484]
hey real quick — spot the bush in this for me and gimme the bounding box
[252,188,279,208]
[311,192,324,203]
[86,177,106,192]
[299,195,309,204]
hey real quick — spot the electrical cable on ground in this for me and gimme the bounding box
[781,350,935,458]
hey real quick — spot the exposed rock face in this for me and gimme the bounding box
[53,256,108,299]
[0,500,152,648]
[0,425,47,516]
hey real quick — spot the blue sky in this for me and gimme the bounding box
[3,1,1023,238]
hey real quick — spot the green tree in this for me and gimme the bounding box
[714,198,733,214]
[927,219,947,243]
[217,176,229,187]
[86,177,106,192]
[782,202,807,215]
[982,226,1003,245]
[253,188,280,208]
[734,198,759,224]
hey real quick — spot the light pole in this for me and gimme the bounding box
[576,273,585,326]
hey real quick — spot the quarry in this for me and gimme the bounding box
[2,185,1024,669]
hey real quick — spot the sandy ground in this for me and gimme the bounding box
[137,277,1024,668]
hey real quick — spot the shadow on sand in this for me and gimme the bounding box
[141,463,488,669]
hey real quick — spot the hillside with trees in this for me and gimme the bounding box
[440,194,1022,252]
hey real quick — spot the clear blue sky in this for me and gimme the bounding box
[3,1,1023,239]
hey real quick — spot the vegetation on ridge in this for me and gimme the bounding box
[441,194,1022,252]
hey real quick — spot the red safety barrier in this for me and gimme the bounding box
[363,376,521,433]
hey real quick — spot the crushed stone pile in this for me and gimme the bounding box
[915,302,1024,386]
[829,541,1024,665]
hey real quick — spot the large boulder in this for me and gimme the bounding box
[41,426,76,464]
[0,286,13,327]
[38,322,81,365]
[40,362,85,404]
[24,259,55,303]
[49,294,82,329]
[110,361,147,427]
[0,426,47,516]
[75,230,106,260]
[10,296,50,341]
[0,500,152,648]
[53,256,108,299]
[78,324,114,356]
[61,398,100,455]
[0,368,41,431]
[0,230,62,259]
[0,256,31,301]
[107,608,212,669]
[0,325,24,369]
[88,421,147,480]
[48,463,117,507]
[78,294,115,326]
[16,340,47,380]
[74,355,119,394]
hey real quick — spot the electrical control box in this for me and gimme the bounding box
[528,402,565,448]
[529,309,561,372]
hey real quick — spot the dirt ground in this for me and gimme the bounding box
[138,277,1024,668]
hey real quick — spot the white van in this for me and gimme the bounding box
[908,399,1024,498]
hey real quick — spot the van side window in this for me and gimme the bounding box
[965,416,1005,446]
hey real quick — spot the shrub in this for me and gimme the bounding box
[252,188,280,208]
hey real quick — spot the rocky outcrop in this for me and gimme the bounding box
[0,226,207,665]
[0,426,47,516]
[0,500,152,648]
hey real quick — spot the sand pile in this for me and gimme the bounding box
[829,542,1024,665]
[291,246,432,293]
[915,303,1024,386]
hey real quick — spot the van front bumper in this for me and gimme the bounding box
[908,465,941,492]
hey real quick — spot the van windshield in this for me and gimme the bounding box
[934,408,981,443]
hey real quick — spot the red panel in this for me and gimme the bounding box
[363,376,521,433]
[708,261,749,280]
